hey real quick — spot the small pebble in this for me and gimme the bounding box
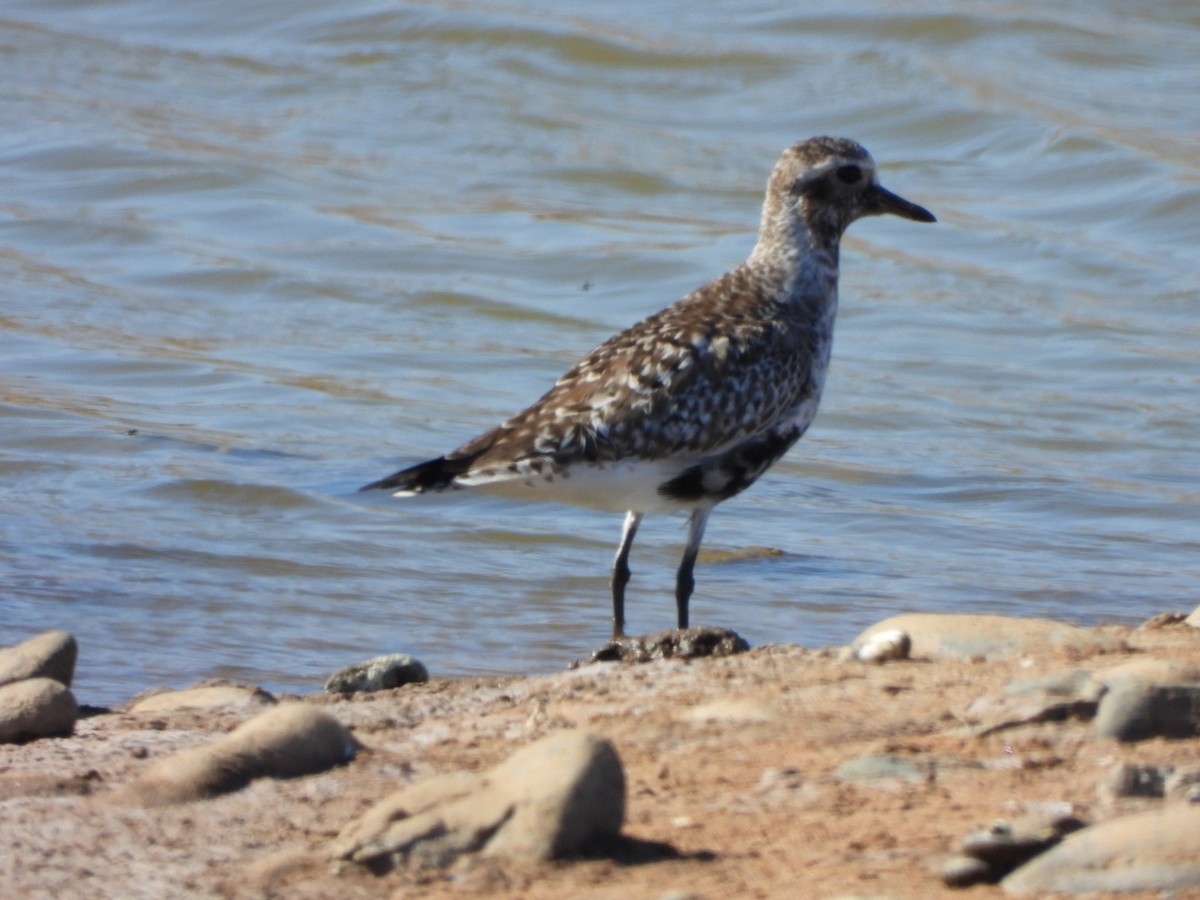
[940,853,992,887]
[855,629,912,664]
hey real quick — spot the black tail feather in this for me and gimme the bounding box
[359,453,476,494]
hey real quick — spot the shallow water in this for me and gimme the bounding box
[2,1,1197,704]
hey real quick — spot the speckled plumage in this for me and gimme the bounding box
[363,137,935,636]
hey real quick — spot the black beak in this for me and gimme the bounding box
[870,184,936,223]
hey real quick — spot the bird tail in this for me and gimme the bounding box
[359,453,478,495]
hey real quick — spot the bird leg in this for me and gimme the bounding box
[675,508,711,629]
[610,511,643,638]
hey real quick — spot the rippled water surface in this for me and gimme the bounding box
[2,1,1197,703]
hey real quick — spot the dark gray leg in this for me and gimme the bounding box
[675,508,711,629]
[611,511,643,638]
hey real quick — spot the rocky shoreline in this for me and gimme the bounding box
[3,609,1200,898]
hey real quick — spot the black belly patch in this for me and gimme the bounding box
[658,427,802,503]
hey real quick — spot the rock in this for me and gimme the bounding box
[128,683,277,714]
[581,627,749,665]
[1002,804,1200,894]
[941,854,995,887]
[324,654,429,694]
[0,630,77,688]
[0,678,79,743]
[854,628,911,664]
[747,766,823,809]
[1186,603,1200,628]
[834,752,981,786]
[332,729,624,869]
[1002,670,1106,701]
[755,766,804,792]
[1138,611,1188,629]
[836,753,928,785]
[1094,658,1200,687]
[942,811,1085,886]
[696,545,783,564]
[961,812,1086,867]
[682,698,778,724]
[119,704,357,805]
[1098,763,1200,807]
[1164,766,1200,803]
[1094,681,1200,741]
[966,670,1105,735]
[1101,762,1167,799]
[0,769,102,801]
[853,614,1123,662]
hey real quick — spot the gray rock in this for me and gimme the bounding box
[944,811,1085,886]
[1094,658,1200,687]
[834,752,981,786]
[129,682,277,714]
[1003,670,1105,700]
[1164,766,1200,803]
[0,630,77,688]
[1101,762,1167,799]
[582,626,749,665]
[1002,804,1200,894]
[961,812,1086,867]
[1138,611,1188,629]
[853,614,1122,662]
[836,753,928,784]
[119,704,358,805]
[325,654,429,694]
[682,698,778,724]
[941,854,995,888]
[0,677,79,743]
[967,670,1105,735]
[1094,681,1200,741]
[332,729,625,868]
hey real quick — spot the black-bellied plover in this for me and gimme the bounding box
[363,136,935,637]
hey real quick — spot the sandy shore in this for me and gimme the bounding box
[2,614,1200,898]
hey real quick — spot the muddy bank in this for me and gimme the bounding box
[2,612,1200,898]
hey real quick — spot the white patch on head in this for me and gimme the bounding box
[791,155,877,192]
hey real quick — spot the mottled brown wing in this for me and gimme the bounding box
[452,267,817,472]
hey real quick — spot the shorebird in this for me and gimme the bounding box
[363,136,935,637]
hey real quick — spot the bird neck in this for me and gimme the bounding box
[747,200,841,302]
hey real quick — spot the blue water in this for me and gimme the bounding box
[1,0,1197,704]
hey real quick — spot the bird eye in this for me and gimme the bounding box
[836,164,863,184]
